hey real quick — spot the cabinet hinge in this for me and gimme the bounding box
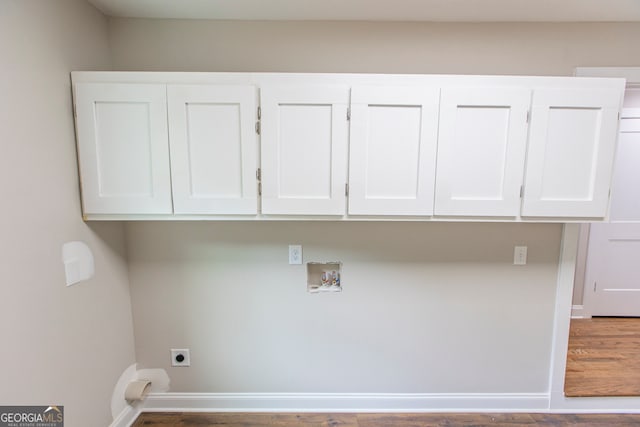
[526,111,530,123]
[258,182,262,196]
[520,185,524,198]
[347,108,351,121]
[256,168,261,181]
[345,183,349,196]
[594,281,597,292]
[255,121,261,135]
[258,106,261,120]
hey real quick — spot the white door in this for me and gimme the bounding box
[167,85,258,214]
[434,87,530,217]
[260,86,349,215]
[584,108,640,316]
[348,86,439,216]
[522,88,621,218]
[74,83,172,214]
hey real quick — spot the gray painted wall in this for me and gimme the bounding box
[127,222,561,392]
[0,2,135,426]
[108,20,640,75]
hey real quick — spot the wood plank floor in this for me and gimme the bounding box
[131,412,640,426]
[565,317,640,397]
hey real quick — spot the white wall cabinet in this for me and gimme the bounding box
[260,86,349,215]
[72,72,624,221]
[75,82,259,216]
[522,88,622,218]
[348,86,440,216]
[74,83,172,215]
[167,85,258,214]
[434,87,531,217]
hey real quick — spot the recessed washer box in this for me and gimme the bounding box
[307,262,342,293]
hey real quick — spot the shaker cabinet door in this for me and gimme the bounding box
[522,88,622,218]
[435,87,531,217]
[167,85,258,214]
[74,83,172,215]
[348,86,440,216]
[260,86,349,215]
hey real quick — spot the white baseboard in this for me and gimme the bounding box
[140,392,549,413]
[109,404,141,427]
[551,391,640,412]
[129,392,640,418]
[571,305,587,318]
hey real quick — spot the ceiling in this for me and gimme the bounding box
[87,0,640,22]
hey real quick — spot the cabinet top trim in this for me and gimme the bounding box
[82,213,606,223]
[71,71,626,91]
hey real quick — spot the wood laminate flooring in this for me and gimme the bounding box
[565,317,640,397]
[131,412,640,426]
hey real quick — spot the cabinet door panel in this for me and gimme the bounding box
[74,83,172,214]
[168,85,258,214]
[261,86,349,215]
[348,86,439,215]
[522,89,622,217]
[435,88,530,217]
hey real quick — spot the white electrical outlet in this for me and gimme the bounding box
[171,349,190,367]
[514,246,528,265]
[289,245,302,265]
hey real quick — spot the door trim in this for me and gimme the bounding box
[572,67,640,317]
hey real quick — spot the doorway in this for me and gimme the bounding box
[565,81,640,398]
[582,104,640,316]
